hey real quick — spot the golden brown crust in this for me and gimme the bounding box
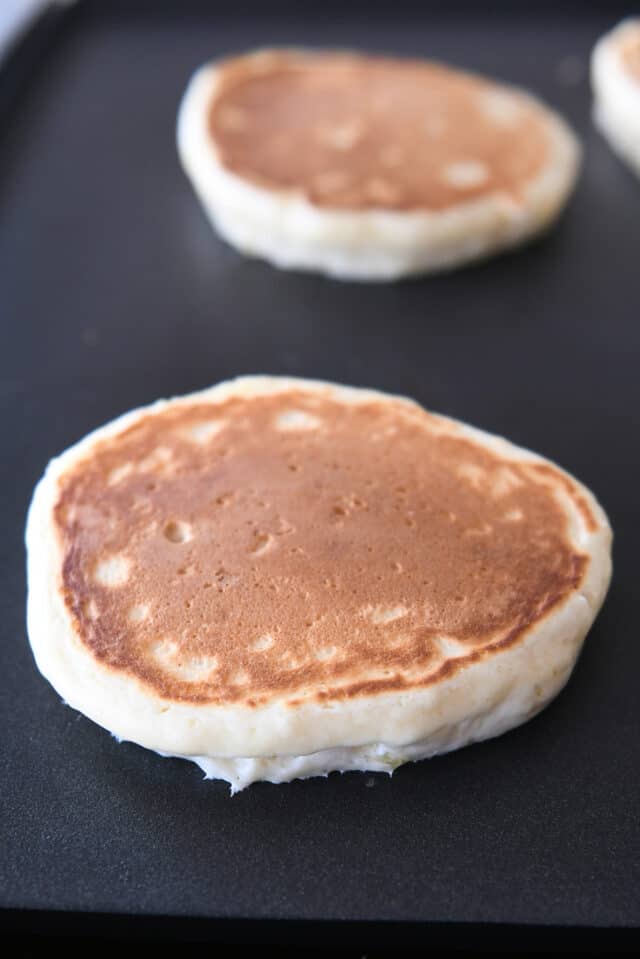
[207,51,551,212]
[52,390,592,709]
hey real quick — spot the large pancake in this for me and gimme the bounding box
[26,377,611,790]
[592,19,640,178]
[177,49,580,279]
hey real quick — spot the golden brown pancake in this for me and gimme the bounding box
[177,50,580,279]
[57,388,591,706]
[209,51,550,213]
[26,378,611,790]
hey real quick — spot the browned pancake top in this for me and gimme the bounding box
[208,51,552,212]
[621,27,640,83]
[55,389,592,707]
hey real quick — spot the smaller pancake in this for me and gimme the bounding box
[26,377,611,792]
[177,49,580,280]
[592,20,640,178]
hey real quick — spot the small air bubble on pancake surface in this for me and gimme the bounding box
[249,532,272,555]
[164,521,192,543]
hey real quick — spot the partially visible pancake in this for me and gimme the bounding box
[592,19,640,178]
[177,49,580,280]
[26,377,611,791]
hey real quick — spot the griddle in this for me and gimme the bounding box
[1,1,639,949]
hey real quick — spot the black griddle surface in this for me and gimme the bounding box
[1,0,639,945]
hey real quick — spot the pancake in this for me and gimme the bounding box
[177,49,580,280]
[592,19,640,178]
[26,377,612,792]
